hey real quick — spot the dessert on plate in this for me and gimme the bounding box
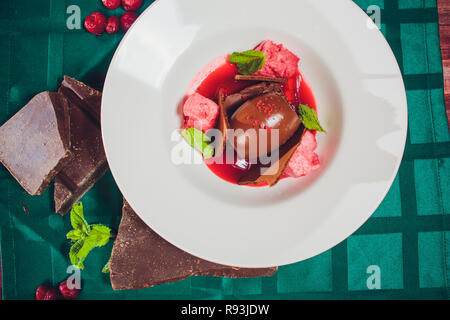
[181,40,325,187]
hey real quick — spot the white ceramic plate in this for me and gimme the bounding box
[102,0,407,267]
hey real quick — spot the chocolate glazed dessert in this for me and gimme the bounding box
[219,78,305,186]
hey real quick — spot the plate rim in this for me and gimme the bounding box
[101,0,408,267]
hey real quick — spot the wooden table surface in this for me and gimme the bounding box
[439,0,450,123]
[0,2,449,301]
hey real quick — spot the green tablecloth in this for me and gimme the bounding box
[1,0,449,300]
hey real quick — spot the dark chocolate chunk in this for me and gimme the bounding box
[238,127,306,187]
[54,77,108,215]
[59,76,101,124]
[235,74,287,83]
[229,84,302,161]
[110,200,277,290]
[0,92,72,195]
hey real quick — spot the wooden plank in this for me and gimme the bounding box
[438,0,450,130]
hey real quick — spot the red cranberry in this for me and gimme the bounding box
[106,16,120,34]
[59,279,81,300]
[102,0,121,10]
[122,0,143,11]
[84,12,107,35]
[120,12,139,32]
[36,285,58,300]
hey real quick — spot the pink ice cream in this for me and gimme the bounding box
[284,130,320,177]
[183,92,219,133]
[254,40,300,79]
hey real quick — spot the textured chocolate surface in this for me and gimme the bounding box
[0,92,72,195]
[54,76,108,215]
[110,200,277,290]
[229,83,302,161]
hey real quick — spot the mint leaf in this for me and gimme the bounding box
[66,202,113,271]
[70,202,90,235]
[66,229,83,241]
[69,239,86,269]
[102,259,111,274]
[89,224,112,247]
[181,127,214,159]
[71,225,111,270]
[229,50,266,75]
[298,104,326,133]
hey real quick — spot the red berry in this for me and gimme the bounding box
[84,12,107,35]
[120,12,139,32]
[106,16,120,34]
[59,279,81,300]
[122,0,143,11]
[102,0,121,10]
[36,285,58,300]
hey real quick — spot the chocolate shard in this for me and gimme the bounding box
[0,92,72,195]
[238,127,306,187]
[110,200,277,290]
[54,77,108,215]
[235,74,287,83]
[223,82,283,115]
[214,89,230,158]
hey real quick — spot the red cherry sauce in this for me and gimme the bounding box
[195,63,317,185]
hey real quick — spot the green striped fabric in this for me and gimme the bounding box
[0,0,449,299]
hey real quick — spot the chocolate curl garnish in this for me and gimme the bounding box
[235,75,287,83]
[223,82,284,115]
[238,127,306,187]
[214,89,230,158]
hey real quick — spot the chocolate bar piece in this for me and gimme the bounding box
[54,76,108,215]
[110,200,277,290]
[0,92,72,195]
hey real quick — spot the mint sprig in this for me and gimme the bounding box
[181,127,214,159]
[229,50,266,75]
[298,104,326,133]
[66,202,113,270]
[102,259,111,274]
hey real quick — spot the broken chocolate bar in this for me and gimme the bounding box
[54,76,108,215]
[110,200,277,290]
[0,92,72,195]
